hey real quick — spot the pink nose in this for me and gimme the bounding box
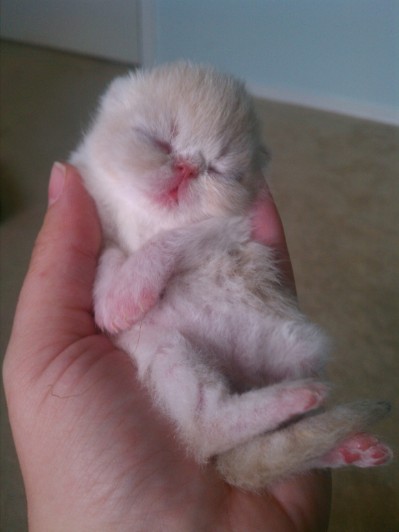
[175,160,198,180]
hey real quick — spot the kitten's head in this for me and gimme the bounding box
[82,62,269,224]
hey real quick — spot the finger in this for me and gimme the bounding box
[271,470,332,531]
[6,163,102,367]
[250,189,295,288]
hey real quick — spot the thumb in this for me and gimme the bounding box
[4,163,102,374]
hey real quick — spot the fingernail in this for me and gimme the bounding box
[48,162,66,206]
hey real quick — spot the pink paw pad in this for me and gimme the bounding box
[323,433,393,468]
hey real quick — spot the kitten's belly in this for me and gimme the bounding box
[145,267,275,389]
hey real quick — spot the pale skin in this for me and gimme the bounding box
[3,163,331,531]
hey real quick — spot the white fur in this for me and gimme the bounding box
[71,62,392,489]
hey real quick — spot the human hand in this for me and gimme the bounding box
[3,163,331,531]
[250,187,296,291]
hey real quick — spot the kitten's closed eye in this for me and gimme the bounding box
[135,127,172,155]
[207,164,222,176]
[154,138,172,155]
[208,163,243,182]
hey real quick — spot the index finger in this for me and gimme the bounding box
[250,190,295,290]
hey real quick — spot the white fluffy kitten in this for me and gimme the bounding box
[71,62,392,489]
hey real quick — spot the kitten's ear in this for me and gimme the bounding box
[101,73,135,106]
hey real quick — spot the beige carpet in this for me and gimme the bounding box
[1,41,398,531]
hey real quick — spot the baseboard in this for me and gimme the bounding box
[249,83,399,127]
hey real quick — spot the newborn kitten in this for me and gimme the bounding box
[71,62,392,489]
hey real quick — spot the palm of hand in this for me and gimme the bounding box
[3,165,330,531]
[12,331,329,531]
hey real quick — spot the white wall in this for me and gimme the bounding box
[2,1,397,123]
[0,0,140,64]
[153,0,399,124]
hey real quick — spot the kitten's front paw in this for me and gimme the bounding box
[321,433,393,468]
[95,287,158,334]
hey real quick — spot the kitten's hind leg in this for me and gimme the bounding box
[259,315,331,381]
[120,325,329,460]
[216,400,392,490]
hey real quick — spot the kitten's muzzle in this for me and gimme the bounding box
[174,159,199,180]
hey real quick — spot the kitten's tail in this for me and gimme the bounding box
[215,400,392,490]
